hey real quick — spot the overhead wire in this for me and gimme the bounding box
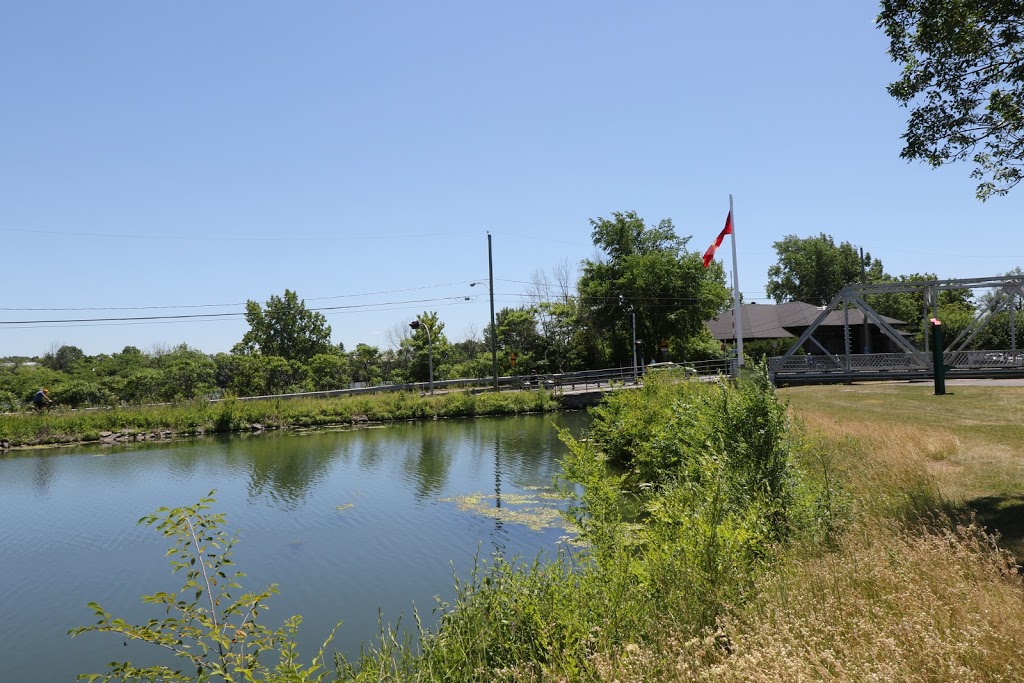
[0,295,475,328]
[0,226,471,242]
[0,280,481,312]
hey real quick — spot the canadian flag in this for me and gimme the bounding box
[702,211,733,268]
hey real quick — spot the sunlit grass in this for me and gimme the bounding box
[782,383,1024,557]
[597,520,1024,683]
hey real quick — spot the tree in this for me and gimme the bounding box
[879,0,1024,199]
[306,352,351,392]
[491,307,546,373]
[577,211,730,367]
[72,494,336,682]
[348,343,383,385]
[975,266,1024,311]
[235,289,332,363]
[526,262,581,372]
[41,344,86,373]
[154,344,217,401]
[766,234,882,306]
[226,354,307,397]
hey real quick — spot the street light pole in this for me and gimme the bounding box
[408,319,433,395]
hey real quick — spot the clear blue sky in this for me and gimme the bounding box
[3,1,1022,358]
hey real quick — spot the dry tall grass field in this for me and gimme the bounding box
[783,382,1024,558]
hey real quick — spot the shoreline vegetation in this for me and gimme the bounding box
[0,389,562,451]
[62,373,1024,681]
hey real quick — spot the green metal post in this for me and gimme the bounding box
[930,318,945,396]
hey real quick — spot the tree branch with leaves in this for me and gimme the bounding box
[880,0,1024,199]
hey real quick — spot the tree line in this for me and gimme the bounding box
[4,212,1021,410]
[0,212,731,410]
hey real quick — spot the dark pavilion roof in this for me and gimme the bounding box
[706,302,906,341]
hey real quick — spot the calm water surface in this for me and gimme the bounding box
[0,412,590,682]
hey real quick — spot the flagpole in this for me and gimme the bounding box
[729,194,743,371]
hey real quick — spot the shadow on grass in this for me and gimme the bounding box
[964,494,1024,563]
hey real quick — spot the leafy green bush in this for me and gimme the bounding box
[0,389,21,412]
[558,366,833,636]
[71,492,339,683]
[51,380,116,409]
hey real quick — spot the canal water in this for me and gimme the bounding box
[0,411,590,682]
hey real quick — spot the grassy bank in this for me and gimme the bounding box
[0,389,560,449]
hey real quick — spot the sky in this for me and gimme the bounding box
[3,1,1023,358]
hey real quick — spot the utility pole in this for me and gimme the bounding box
[488,232,498,391]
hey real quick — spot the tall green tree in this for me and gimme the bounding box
[491,306,547,373]
[578,211,730,367]
[41,344,86,373]
[234,289,332,363]
[766,234,883,306]
[537,299,586,372]
[879,0,1024,199]
[225,354,307,397]
[348,343,383,385]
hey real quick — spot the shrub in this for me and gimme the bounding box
[71,493,338,682]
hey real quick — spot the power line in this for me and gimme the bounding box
[0,280,479,312]
[0,226,471,242]
[0,295,473,327]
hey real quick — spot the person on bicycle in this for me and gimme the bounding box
[32,388,52,410]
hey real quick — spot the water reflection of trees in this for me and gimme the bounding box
[32,454,57,493]
[398,412,591,503]
[229,435,344,510]
[475,412,589,489]
[402,422,455,499]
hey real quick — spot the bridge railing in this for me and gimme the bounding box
[769,349,1024,379]
[943,349,1024,369]
[768,352,930,375]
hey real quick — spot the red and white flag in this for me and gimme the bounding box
[702,211,733,268]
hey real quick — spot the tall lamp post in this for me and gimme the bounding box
[470,279,498,391]
[409,319,433,395]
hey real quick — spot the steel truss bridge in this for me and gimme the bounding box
[769,275,1024,384]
